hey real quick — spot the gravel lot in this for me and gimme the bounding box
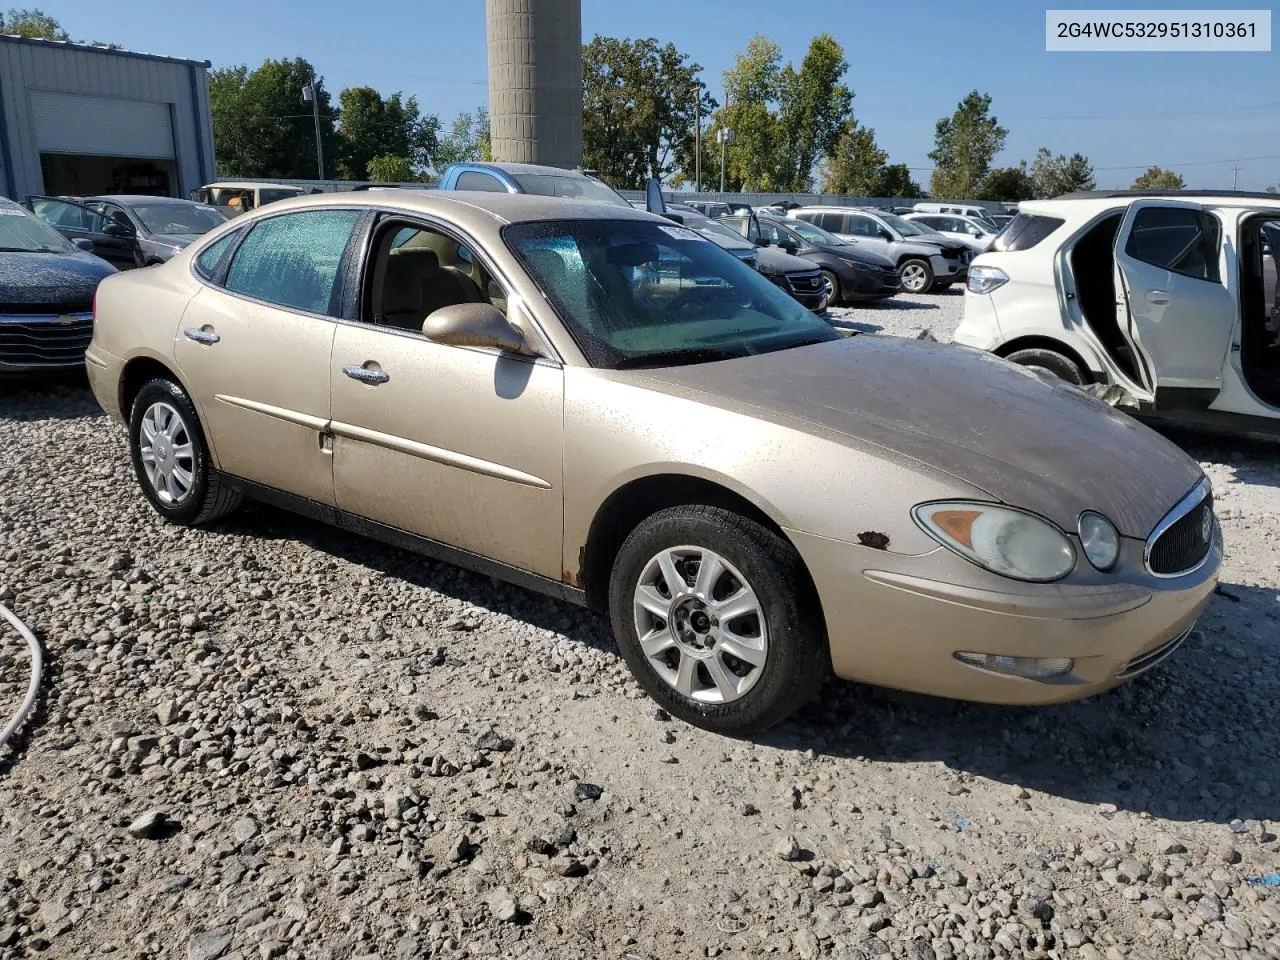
[2,301,1280,960]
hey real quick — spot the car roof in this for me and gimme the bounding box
[1019,191,1280,216]
[238,190,662,227]
[87,194,203,205]
[205,181,308,191]
[449,162,598,179]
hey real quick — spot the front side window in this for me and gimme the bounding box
[504,218,838,369]
[455,171,506,192]
[1125,206,1221,283]
[844,215,880,238]
[224,210,361,315]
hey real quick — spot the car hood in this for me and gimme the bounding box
[812,243,895,269]
[0,251,116,306]
[754,247,818,274]
[631,336,1203,538]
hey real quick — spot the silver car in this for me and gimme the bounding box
[84,196,230,265]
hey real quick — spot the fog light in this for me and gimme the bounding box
[954,652,1074,679]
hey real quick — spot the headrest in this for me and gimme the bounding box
[382,255,424,314]
[389,246,440,277]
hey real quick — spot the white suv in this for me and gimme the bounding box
[955,192,1280,435]
[904,213,999,253]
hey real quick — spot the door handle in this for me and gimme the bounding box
[1145,290,1171,305]
[183,327,220,345]
[343,363,390,385]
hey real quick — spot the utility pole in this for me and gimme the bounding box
[1232,163,1239,190]
[694,86,701,193]
[302,74,325,180]
[717,90,733,194]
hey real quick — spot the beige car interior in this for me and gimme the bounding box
[369,222,510,332]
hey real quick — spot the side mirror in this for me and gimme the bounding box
[660,212,684,224]
[754,236,769,247]
[72,237,95,252]
[423,302,527,354]
[781,240,798,253]
[104,221,135,238]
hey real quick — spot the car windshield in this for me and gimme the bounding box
[0,205,75,253]
[880,213,931,237]
[131,202,228,236]
[504,218,839,368]
[512,174,632,208]
[783,218,846,246]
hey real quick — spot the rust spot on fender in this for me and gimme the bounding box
[564,569,582,587]
[857,531,890,551]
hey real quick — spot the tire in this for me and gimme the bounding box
[820,269,841,308]
[898,257,933,294]
[128,377,241,525]
[607,505,828,735]
[1003,348,1087,386]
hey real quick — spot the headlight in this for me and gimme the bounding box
[1078,511,1120,571]
[839,258,870,272]
[913,502,1076,582]
[966,264,1008,294]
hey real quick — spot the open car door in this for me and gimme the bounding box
[23,195,143,269]
[1112,199,1235,407]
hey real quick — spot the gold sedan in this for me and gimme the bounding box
[85,192,1221,734]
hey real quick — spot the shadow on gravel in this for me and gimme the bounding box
[0,378,100,422]
[1155,426,1280,490]
[767,583,1280,827]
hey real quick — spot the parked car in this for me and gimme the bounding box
[190,182,310,216]
[85,191,1220,733]
[668,205,827,311]
[721,213,901,304]
[437,162,633,208]
[0,195,115,375]
[789,206,972,293]
[80,195,229,265]
[23,195,143,269]
[988,213,1016,230]
[682,200,733,219]
[904,213,999,253]
[911,202,999,229]
[955,191,1280,437]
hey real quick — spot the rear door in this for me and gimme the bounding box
[1113,199,1235,400]
[24,196,142,268]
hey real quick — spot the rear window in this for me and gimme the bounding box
[991,213,1066,252]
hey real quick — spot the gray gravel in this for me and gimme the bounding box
[826,287,965,342]
[2,308,1280,959]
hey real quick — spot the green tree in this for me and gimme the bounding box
[774,34,853,191]
[715,35,785,191]
[0,7,67,39]
[979,163,1035,201]
[366,154,413,182]
[210,58,340,179]
[875,164,922,198]
[820,122,886,194]
[1266,184,1278,194]
[928,91,1008,200]
[336,87,439,180]
[1029,147,1095,197]
[582,36,716,189]
[1131,166,1185,190]
[435,107,492,171]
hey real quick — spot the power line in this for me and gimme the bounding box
[1007,99,1280,121]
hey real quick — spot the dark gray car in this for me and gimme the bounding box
[83,195,230,265]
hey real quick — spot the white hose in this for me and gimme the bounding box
[0,602,42,751]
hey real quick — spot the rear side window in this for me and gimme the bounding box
[817,212,846,233]
[1124,206,1221,283]
[991,214,1066,252]
[224,210,361,315]
[455,171,506,192]
[194,230,239,279]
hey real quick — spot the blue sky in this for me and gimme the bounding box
[42,0,1280,189]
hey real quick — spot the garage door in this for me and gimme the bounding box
[30,91,175,159]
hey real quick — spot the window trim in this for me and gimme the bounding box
[346,209,563,366]
[190,206,368,321]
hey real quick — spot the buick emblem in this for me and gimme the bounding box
[1200,506,1213,542]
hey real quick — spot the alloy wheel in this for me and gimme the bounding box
[631,546,769,704]
[900,263,927,292]
[138,401,196,506]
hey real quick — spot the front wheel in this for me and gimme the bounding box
[820,269,841,308]
[608,505,828,735]
[898,258,934,294]
[128,377,241,525]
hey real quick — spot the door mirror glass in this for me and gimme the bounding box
[423,302,527,354]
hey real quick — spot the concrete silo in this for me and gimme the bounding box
[485,0,583,169]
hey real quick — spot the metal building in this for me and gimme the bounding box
[485,0,583,169]
[0,36,215,201]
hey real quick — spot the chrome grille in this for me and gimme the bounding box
[1146,480,1214,577]
[786,270,823,294]
[0,314,94,367]
[1117,624,1193,679]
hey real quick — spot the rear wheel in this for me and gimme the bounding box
[128,377,241,525]
[1004,348,1087,386]
[608,505,828,735]
[898,258,933,294]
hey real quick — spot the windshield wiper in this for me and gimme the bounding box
[0,246,49,253]
[615,347,747,369]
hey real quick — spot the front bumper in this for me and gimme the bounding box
[931,255,969,284]
[0,311,94,375]
[841,265,902,300]
[789,526,1221,705]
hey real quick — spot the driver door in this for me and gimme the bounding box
[1112,199,1235,402]
[23,196,142,268]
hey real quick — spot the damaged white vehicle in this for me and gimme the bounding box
[955,191,1280,437]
